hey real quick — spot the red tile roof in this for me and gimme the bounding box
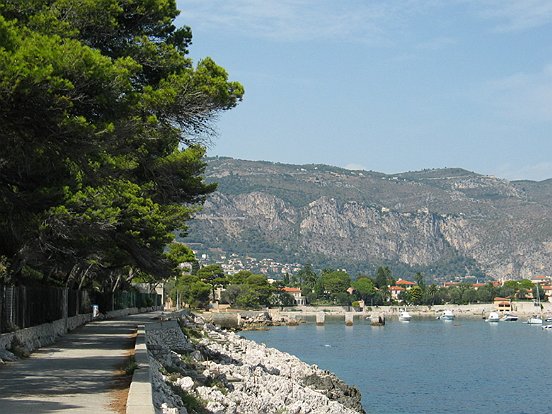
[282,287,301,293]
[396,279,416,285]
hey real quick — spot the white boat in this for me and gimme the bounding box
[437,310,455,320]
[542,324,552,330]
[399,310,412,322]
[527,284,543,324]
[500,313,518,322]
[485,312,500,322]
[527,315,543,324]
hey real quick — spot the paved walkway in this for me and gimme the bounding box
[0,311,162,413]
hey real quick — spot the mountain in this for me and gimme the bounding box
[182,157,552,280]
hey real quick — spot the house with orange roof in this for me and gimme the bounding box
[389,286,405,300]
[472,283,486,290]
[281,287,306,305]
[395,279,416,289]
[531,275,550,285]
[493,297,512,313]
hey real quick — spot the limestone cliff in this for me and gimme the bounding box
[184,158,552,279]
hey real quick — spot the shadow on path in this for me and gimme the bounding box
[0,311,161,413]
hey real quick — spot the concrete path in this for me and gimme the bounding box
[0,312,162,413]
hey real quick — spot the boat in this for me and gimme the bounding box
[542,324,552,330]
[500,313,518,322]
[398,310,412,322]
[485,312,500,322]
[527,314,543,324]
[437,310,455,320]
[527,284,543,324]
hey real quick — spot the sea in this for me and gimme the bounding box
[241,316,552,414]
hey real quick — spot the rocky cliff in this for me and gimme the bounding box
[184,158,552,279]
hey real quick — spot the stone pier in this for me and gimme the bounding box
[316,312,325,326]
[345,312,354,326]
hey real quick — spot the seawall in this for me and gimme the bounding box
[146,312,365,414]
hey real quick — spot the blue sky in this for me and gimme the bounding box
[175,1,552,181]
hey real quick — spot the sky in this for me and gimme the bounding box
[174,0,552,181]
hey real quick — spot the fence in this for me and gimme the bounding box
[0,285,161,333]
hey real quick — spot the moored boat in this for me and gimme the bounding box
[527,315,543,324]
[437,310,455,320]
[500,313,518,322]
[527,284,543,324]
[485,312,500,322]
[399,310,412,322]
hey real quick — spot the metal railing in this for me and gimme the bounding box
[0,285,161,333]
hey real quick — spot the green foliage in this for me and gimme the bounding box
[351,277,376,302]
[123,355,138,376]
[320,270,351,303]
[0,0,242,289]
[270,291,296,307]
[375,266,393,289]
[406,285,423,305]
[175,274,211,309]
[166,243,197,270]
[217,272,275,309]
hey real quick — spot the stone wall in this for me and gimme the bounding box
[0,306,162,362]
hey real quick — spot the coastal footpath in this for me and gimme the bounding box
[147,313,365,414]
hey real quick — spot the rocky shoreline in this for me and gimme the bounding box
[146,313,365,414]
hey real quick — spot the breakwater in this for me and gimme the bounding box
[147,313,365,414]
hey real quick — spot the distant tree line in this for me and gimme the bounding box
[170,259,546,310]
[168,264,295,310]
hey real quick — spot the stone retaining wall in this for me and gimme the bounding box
[0,305,162,362]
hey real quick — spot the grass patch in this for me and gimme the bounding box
[205,378,228,395]
[170,384,208,414]
[179,324,204,343]
[123,355,138,376]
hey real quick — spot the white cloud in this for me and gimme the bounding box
[477,64,552,122]
[178,1,552,44]
[177,0,426,44]
[469,0,552,32]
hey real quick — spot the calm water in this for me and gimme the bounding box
[241,317,552,414]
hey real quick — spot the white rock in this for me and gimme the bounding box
[175,376,194,391]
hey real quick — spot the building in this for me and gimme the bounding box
[281,287,306,306]
[395,279,416,289]
[389,286,405,300]
[542,285,552,302]
[531,275,550,285]
[493,297,512,313]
